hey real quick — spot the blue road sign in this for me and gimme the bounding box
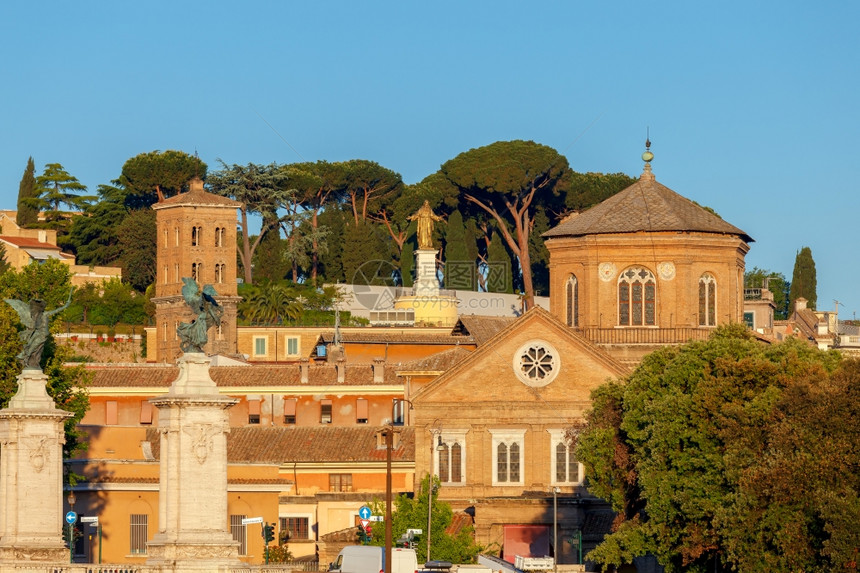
[65,511,77,524]
[358,505,372,520]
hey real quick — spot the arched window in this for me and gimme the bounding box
[214,263,222,284]
[566,274,579,327]
[215,227,225,247]
[191,262,202,281]
[699,273,717,326]
[618,267,656,326]
[191,226,203,247]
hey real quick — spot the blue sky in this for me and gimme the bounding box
[2,1,858,317]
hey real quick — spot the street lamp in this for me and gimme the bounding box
[67,491,76,563]
[552,487,559,573]
[427,420,443,563]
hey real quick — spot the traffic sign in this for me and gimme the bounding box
[65,511,77,524]
[369,515,383,522]
[241,517,264,525]
[360,518,370,529]
[358,505,372,520]
[80,516,98,524]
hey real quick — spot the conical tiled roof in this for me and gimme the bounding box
[543,171,752,242]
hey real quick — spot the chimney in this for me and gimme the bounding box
[336,358,346,383]
[372,358,385,383]
[300,358,309,384]
[795,297,808,311]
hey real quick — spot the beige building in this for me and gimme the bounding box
[0,210,122,286]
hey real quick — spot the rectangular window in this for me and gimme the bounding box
[436,431,467,485]
[248,399,261,425]
[743,311,755,329]
[106,401,118,425]
[286,337,299,356]
[254,337,267,357]
[356,399,369,424]
[549,429,583,485]
[130,514,148,555]
[230,515,247,556]
[329,473,353,492]
[392,399,405,425]
[140,401,153,425]
[320,400,332,424]
[280,517,310,541]
[619,284,630,325]
[284,398,297,424]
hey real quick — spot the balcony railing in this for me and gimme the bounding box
[579,327,714,345]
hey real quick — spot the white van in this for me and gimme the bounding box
[330,545,419,573]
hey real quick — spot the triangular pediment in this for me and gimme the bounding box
[413,307,627,406]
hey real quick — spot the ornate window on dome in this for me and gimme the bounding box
[618,267,656,326]
[699,273,717,326]
[566,274,579,327]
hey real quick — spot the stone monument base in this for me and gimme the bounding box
[395,294,459,327]
[146,530,241,572]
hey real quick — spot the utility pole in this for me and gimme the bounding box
[385,425,393,573]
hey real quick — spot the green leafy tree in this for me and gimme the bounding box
[342,159,404,224]
[564,171,636,211]
[207,161,292,285]
[237,281,304,325]
[67,184,128,266]
[368,475,482,564]
[0,244,9,275]
[289,161,347,283]
[117,209,157,293]
[528,207,552,296]
[341,220,389,286]
[400,240,414,287]
[790,246,817,311]
[89,278,145,332]
[0,262,90,458]
[119,150,207,207]
[574,325,850,572]
[34,163,94,213]
[441,140,569,308]
[16,156,39,227]
[444,209,473,290]
[744,267,790,320]
[486,232,512,294]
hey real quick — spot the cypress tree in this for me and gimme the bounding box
[444,209,474,290]
[487,234,513,294]
[16,157,39,227]
[790,246,817,310]
[400,240,414,287]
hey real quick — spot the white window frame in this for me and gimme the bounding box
[489,429,526,486]
[253,336,267,357]
[548,429,584,486]
[435,429,468,486]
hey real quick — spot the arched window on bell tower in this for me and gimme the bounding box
[566,274,579,327]
[191,226,203,247]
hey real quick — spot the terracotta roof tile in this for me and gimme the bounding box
[396,347,473,373]
[0,236,60,249]
[451,315,517,345]
[543,175,752,242]
[152,178,242,209]
[85,363,401,387]
[143,426,414,463]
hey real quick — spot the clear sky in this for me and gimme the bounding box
[2,1,858,318]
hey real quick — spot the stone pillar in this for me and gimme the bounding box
[0,368,73,565]
[146,353,240,572]
[413,249,440,297]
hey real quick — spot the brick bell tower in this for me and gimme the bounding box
[151,177,242,362]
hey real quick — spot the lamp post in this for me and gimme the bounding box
[552,487,559,573]
[427,419,443,563]
[67,491,76,563]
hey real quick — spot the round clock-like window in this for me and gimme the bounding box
[513,340,560,387]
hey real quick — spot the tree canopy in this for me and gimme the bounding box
[574,325,857,572]
[120,150,207,207]
[16,157,39,227]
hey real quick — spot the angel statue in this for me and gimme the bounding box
[176,278,223,354]
[4,288,75,370]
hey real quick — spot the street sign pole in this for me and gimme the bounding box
[98,524,102,565]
